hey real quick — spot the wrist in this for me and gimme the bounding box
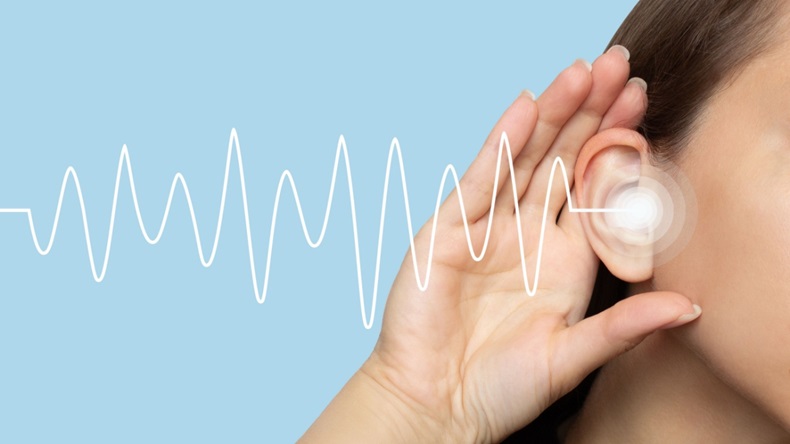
[300,358,462,443]
[300,352,492,443]
[358,354,489,444]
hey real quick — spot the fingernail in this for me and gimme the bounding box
[520,89,536,100]
[575,58,592,72]
[675,304,702,324]
[627,77,648,92]
[607,44,630,62]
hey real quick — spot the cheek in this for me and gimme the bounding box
[653,163,790,425]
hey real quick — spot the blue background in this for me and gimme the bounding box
[0,1,636,442]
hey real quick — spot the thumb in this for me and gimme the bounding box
[549,291,701,397]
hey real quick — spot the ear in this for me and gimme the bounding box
[574,127,655,282]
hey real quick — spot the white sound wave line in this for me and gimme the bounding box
[0,129,628,329]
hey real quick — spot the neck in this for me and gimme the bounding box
[564,330,788,443]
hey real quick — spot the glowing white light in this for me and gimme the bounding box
[614,187,661,232]
[598,162,699,263]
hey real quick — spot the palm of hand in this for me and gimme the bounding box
[375,160,599,440]
[365,51,647,441]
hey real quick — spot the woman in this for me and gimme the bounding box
[302,0,790,442]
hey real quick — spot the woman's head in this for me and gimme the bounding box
[583,0,790,432]
[519,0,790,438]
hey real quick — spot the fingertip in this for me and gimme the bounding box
[626,77,648,93]
[507,89,539,126]
[599,77,649,130]
[575,58,593,72]
[606,44,631,62]
[520,89,537,101]
[624,77,649,116]
[568,60,594,90]
[516,89,540,118]
[584,50,631,112]
[538,60,593,112]
[661,303,702,330]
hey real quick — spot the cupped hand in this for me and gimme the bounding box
[361,47,699,442]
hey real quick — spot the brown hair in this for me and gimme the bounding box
[506,0,783,441]
[613,0,783,164]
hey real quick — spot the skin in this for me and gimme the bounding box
[300,46,703,443]
[568,23,790,443]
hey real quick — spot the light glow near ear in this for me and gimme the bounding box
[612,186,662,233]
[604,175,673,248]
[600,163,697,264]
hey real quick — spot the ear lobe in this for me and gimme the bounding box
[574,128,654,282]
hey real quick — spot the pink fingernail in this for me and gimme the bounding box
[627,77,648,92]
[607,44,631,61]
[575,58,592,72]
[520,89,536,100]
[675,304,702,324]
